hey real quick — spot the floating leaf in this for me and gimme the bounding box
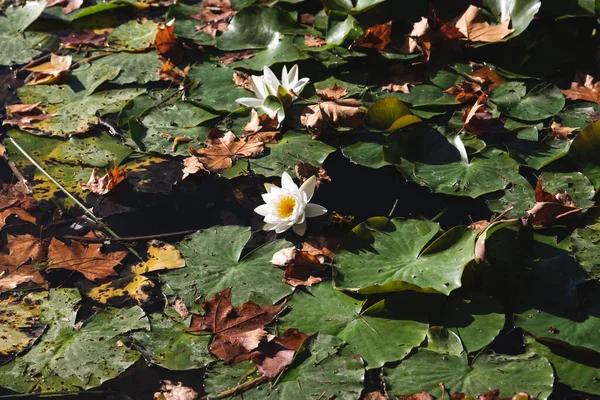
[364,97,421,132]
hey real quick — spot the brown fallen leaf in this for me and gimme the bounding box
[382,65,422,93]
[242,109,279,140]
[271,247,326,287]
[216,50,254,65]
[524,177,582,226]
[550,121,576,140]
[60,31,108,49]
[395,392,433,400]
[295,161,331,189]
[0,234,46,294]
[195,21,229,38]
[364,391,389,400]
[160,132,193,152]
[24,54,72,86]
[159,60,190,86]
[563,73,600,104]
[0,181,36,229]
[471,63,507,90]
[250,328,308,379]
[401,17,429,54]
[351,22,392,52]
[188,287,283,364]
[46,0,83,14]
[154,380,198,400]
[304,35,326,47]
[47,237,128,281]
[80,164,126,195]
[232,71,253,91]
[191,0,235,38]
[300,98,365,138]
[182,156,208,179]
[186,129,265,175]
[400,17,463,60]
[300,13,314,25]
[462,92,488,127]
[4,102,58,130]
[445,81,482,103]
[171,297,189,320]
[155,19,183,64]
[454,5,514,43]
[316,84,348,101]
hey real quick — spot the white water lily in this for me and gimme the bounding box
[235,64,309,109]
[254,171,327,236]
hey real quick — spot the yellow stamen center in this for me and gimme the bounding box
[276,196,296,218]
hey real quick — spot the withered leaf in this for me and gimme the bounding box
[462,92,488,127]
[316,84,347,101]
[216,50,254,65]
[60,31,108,49]
[304,35,326,47]
[4,102,58,130]
[563,73,600,104]
[395,392,433,400]
[401,17,429,54]
[295,161,331,189]
[550,121,576,141]
[524,178,582,226]
[471,63,507,90]
[188,287,283,364]
[454,5,514,43]
[0,181,36,229]
[352,22,392,52]
[154,380,198,400]
[271,247,326,287]
[80,164,126,195]
[300,98,365,138]
[46,0,83,14]
[250,328,308,380]
[155,19,182,64]
[159,60,190,86]
[47,237,128,281]
[445,81,482,103]
[0,234,45,294]
[24,54,72,86]
[232,71,253,91]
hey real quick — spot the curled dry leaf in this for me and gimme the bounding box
[562,73,600,104]
[188,287,283,364]
[471,63,507,90]
[401,17,429,54]
[462,92,488,127]
[382,65,422,93]
[352,22,392,52]
[550,121,576,141]
[0,181,36,229]
[171,297,189,320]
[47,237,128,281]
[454,5,514,43]
[304,35,326,47]
[24,54,72,86]
[216,50,254,65]
[271,247,326,287]
[4,103,58,130]
[81,164,126,195]
[300,98,365,138]
[242,109,279,140]
[154,380,198,400]
[160,132,193,152]
[316,84,348,101]
[46,0,83,14]
[295,161,330,189]
[191,0,235,38]
[0,234,46,294]
[250,328,308,380]
[395,391,433,400]
[524,178,582,226]
[159,60,190,86]
[155,19,183,64]
[445,81,482,103]
[232,71,253,91]
[60,31,108,49]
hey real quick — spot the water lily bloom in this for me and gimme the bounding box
[254,171,327,236]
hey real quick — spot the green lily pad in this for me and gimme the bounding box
[162,226,293,307]
[483,0,542,38]
[394,85,459,107]
[107,19,157,50]
[384,350,553,399]
[0,289,150,393]
[187,63,252,112]
[93,52,162,85]
[572,209,600,279]
[0,295,47,356]
[322,0,385,14]
[326,11,362,46]
[364,97,421,132]
[425,326,464,356]
[506,127,571,170]
[341,140,391,169]
[570,120,600,186]
[229,35,309,70]
[490,82,565,121]
[558,102,598,129]
[334,217,478,295]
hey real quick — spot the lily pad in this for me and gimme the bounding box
[0,295,47,356]
[490,82,565,121]
[570,120,600,186]
[187,63,251,112]
[364,97,421,132]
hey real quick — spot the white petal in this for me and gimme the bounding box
[296,212,305,224]
[254,204,270,216]
[236,98,264,108]
[263,223,277,231]
[281,65,290,90]
[299,175,316,201]
[291,77,309,96]
[275,223,291,234]
[251,75,268,100]
[305,203,327,217]
[288,64,299,86]
[261,193,272,204]
[263,67,280,96]
[292,220,307,236]
[264,183,277,193]
[264,214,279,224]
[280,171,297,191]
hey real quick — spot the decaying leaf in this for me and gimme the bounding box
[400,16,463,59]
[130,240,185,274]
[300,98,365,138]
[24,54,72,86]
[524,178,582,226]
[80,164,126,195]
[155,19,182,63]
[0,234,46,294]
[46,0,83,14]
[160,132,193,152]
[47,237,128,281]
[188,287,284,364]
[550,121,576,140]
[395,392,433,400]
[250,328,308,379]
[562,73,600,104]
[60,31,108,49]
[316,84,348,101]
[216,50,254,65]
[463,92,488,127]
[382,65,422,93]
[304,35,326,47]
[0,181,36,229]
[454,5,514,43]
[471,63,507,90]
[183,129,266,177]
[242,109,279,143]
[352,22,392,52]
[232,71,252,91]
[4,103,58,130]
[445,81,482,103]
[154,380,198,400]
[159,60,190,86]
[401,17,429,54]
[171,297,189,320]
[295,161,330,189]
[191,0,235,38]
[86,274,155,306]
[271,247,326,287]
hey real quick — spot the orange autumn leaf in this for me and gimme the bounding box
[81,164,126,195]
[454,5,514,43]
[155,19,182,63]
[352,22,392,52]
[24,54,72,86]
[159,60,190,86]
[563,73,600,104]
[0,181,36,229]
[0,234,46,294]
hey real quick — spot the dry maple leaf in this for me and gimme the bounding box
[524,178,582,227]
[363,390,389,400]
[550,121,576,141]
[159,60,190,86]
[0,234,46,294]
[216,50,254,65]
[250,328,308,379]
[471,63,507,90]
[24,54,72,86]
[395,391,433,400]
[47,237,128,281]
[381,65,422,93]
[46,0,83,14]
[188,287,284,364]
[295,161,331,189]
[316,84,348,101]
[60,31,108,49]
[81,164,126,195]
[271,247,326,287]
[191,0,235,37]
[4,102,58,130]
[445,81,482,103]
[351,22,392,52]
[300,13,314,24]
[232,71,253,91]
[462,92,488,126]
[304,35,326,47]
[187,129,265,175]
[401,17,429,54]
[300,98,365,138]
[0,181,36,229]
[154,380,198,400]
[563,73,600,104]
[242,109,279,143]
[155,19,183,64]
[454,5,514,43]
